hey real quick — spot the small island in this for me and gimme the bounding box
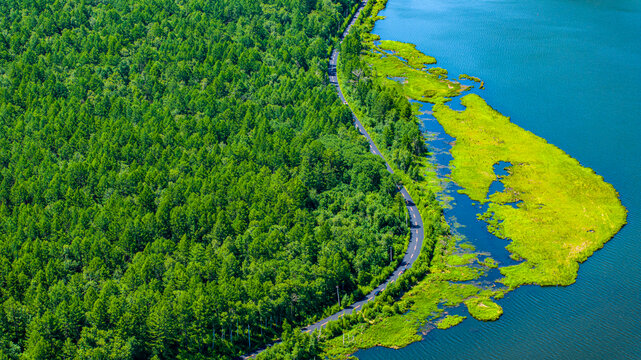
[437,315,466,329]
[465,297,503,321]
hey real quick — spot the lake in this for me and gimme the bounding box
[356,0,641,358]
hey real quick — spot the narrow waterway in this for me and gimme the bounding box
[356,0,641,358]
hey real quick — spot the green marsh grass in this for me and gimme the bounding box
[465,297,503,321]
[436,315,466,330]
[459,73,484,89]
[365,46,462,104]
[433,94,627,288]
[377,40,436,68]
[320,0,625,356]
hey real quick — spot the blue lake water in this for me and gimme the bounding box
[356,0,641,358]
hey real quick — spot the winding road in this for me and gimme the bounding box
[241,1,424,357]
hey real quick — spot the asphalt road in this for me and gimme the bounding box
[241,0,425,357]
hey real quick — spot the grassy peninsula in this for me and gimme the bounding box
[433,95,627,288]
[365,41,464,104]
[459,74,485,89]
[377,40,437,68]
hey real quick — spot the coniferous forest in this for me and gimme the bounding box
[0,0,431,358]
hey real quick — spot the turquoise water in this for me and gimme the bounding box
[356,0,641,358]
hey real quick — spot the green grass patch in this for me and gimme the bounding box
[445,252,477,266]
[459,242,475,251]
[433,94,627,288]
[428,67,448,78]
[364,50,462,104]
[459,73,484,89]
[465,297,503,321]
[436,315,466,330]
[377,40,436,68]
[480,257,499,268]
[459,74,481,82]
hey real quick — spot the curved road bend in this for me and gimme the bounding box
[242,1,424,357]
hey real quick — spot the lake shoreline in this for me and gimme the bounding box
[323,0,628,357]
[356,0,641,358]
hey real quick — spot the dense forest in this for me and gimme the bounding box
[0,0,423,358]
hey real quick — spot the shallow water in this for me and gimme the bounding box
[355,0,641,358]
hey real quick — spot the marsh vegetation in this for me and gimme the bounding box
[317,0,627,357]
